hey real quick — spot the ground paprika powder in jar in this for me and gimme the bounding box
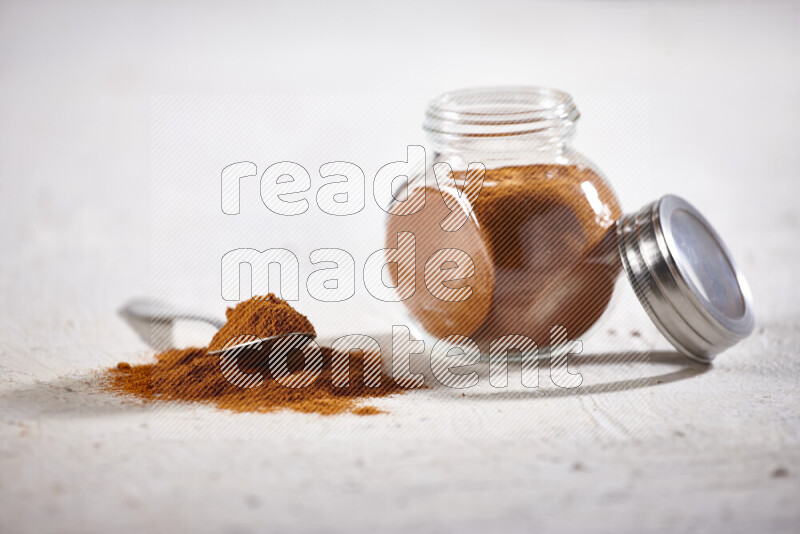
[386,87,622,346]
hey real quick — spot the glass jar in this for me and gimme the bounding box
[386,86,754,362]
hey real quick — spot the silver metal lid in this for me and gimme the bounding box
[617,195,755,362]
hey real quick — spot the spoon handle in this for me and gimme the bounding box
[119,298,225,330]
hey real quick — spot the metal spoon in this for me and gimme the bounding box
[119,298,316,356]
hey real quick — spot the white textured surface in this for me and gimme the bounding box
[1,1,799,533]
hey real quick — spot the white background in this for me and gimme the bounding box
[1,1,799,533]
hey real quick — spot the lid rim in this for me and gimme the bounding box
[650,201,747,347]
[617,209,717,362]
[657,196,755,337]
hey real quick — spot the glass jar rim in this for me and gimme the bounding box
[424,86,580,138]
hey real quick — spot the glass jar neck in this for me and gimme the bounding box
[423,87,579,166]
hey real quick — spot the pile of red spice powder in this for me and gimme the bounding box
[207,294,316,352]
[105,295,406,415]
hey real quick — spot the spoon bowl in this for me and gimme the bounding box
[120,298,316,362]
[207,332,317,356]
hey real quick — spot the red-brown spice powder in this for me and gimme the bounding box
[207,294,316,352]
[106,294,406,415]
